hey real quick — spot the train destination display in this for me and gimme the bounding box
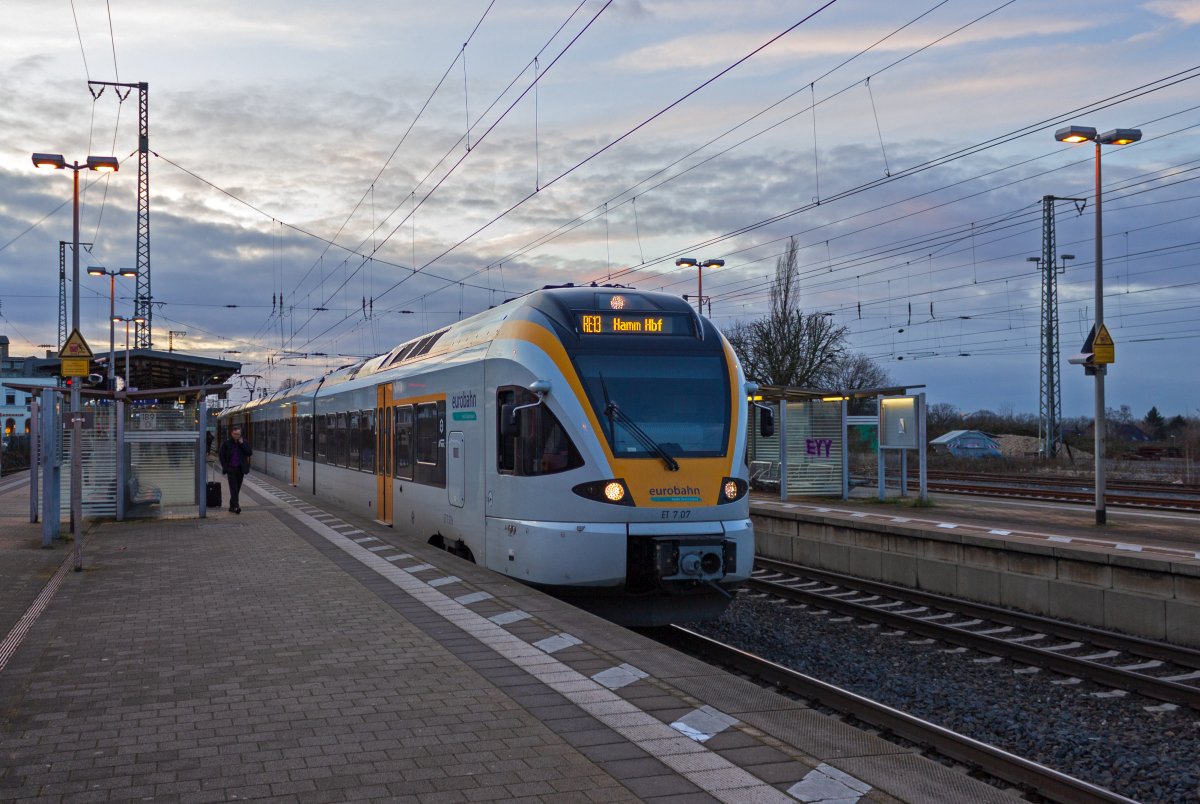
[577,312,692,335]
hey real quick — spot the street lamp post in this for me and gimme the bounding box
[113,316,147,391]
[88,267,138,390]
[1054,125,1142,525]
[32,152,119,560]
[675,257,725,315]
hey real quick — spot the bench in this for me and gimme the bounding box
[126,472,162,506]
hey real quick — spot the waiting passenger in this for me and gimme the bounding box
[219,426,253,514]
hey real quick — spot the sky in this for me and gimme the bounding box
[1,0,1198,417]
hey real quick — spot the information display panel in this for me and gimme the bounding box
[576,312,693,336]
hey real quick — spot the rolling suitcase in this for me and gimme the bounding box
[206,481,222,508]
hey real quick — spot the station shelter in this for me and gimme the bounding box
[747,384,925,500]
[15,349,239,547]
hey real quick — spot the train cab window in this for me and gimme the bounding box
[348,411,361,470]
[415,401,445,487]
[360,410,375,473]
[497,386,584,476]
[394,405,413,480]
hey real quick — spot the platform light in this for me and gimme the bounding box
[1098,129,1141,146]
[86,155,120,172]
[32,152,67,169]
[32,147,121,566]
[1055,122,1143,525]
[675,257,724,315]
[1054,125,1097,144]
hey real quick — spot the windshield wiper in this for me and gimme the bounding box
[604,400,680,472]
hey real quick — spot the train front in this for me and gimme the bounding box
[493,286,755,626]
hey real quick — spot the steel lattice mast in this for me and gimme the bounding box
[58,242,68,350]
[1039,195,1061,459]
[58,240,92,351]
[89,80,152,347]
[1037,195,1083,459]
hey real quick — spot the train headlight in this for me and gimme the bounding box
[572,479,634,506]
[717,477,747,504]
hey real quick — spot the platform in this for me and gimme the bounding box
[0,471,1007,803]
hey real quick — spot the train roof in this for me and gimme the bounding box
[219,284,700,416]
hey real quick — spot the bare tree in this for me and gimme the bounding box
[727,237,848,387]
[821,352,891,391]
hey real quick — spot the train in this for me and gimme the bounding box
[217,284,771,626]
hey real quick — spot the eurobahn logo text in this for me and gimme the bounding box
[649,484,702,502]
[451,390,477,410]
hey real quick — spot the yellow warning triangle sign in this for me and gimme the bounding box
[58,328,94,359]
[1093,323,1114,348]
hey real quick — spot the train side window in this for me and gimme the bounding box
[497,386,583,476]
[282,416,291,455]
[415,401,446,487]
[348,411,361,470]
[361,409,375,473]
[316,414,328,463]
[415,403,438,465]
[394,405,413,480]
[336,412,348,467]
[301,415,313,460]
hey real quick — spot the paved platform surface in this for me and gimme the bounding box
[0,471,1010,803]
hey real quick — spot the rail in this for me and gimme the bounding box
[752,557,1200,709]
[661,626,1137,804]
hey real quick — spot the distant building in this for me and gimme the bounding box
[0,336,61,447]
[929,429,1002,458]
[1070,420,1155,443]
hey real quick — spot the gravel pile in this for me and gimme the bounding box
[690,593,1200,803]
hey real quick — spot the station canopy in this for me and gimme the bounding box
[92,349,242,394]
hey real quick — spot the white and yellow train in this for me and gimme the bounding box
[218,284,769,625]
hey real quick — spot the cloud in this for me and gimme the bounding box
[1143,0,1200,25]
[611,15,1098,73]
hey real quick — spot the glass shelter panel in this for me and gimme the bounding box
[785,400,842,496]
[122,401,200,517]
[58,400,118,519]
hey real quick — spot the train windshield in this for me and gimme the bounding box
[574,353,729,458]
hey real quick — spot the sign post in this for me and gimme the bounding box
[58,328,93,571]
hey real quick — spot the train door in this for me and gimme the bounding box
[448,431,465,508]
[289,404,298,486]
[376,384,393,525]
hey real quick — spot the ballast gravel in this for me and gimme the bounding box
[690,593,1200,804]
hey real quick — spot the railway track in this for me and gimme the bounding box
[659,626,1137,804]
[851,470,1200,511]
[751,557,1200,709]
[925,470,1200,496]
[924,480,1200,511]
